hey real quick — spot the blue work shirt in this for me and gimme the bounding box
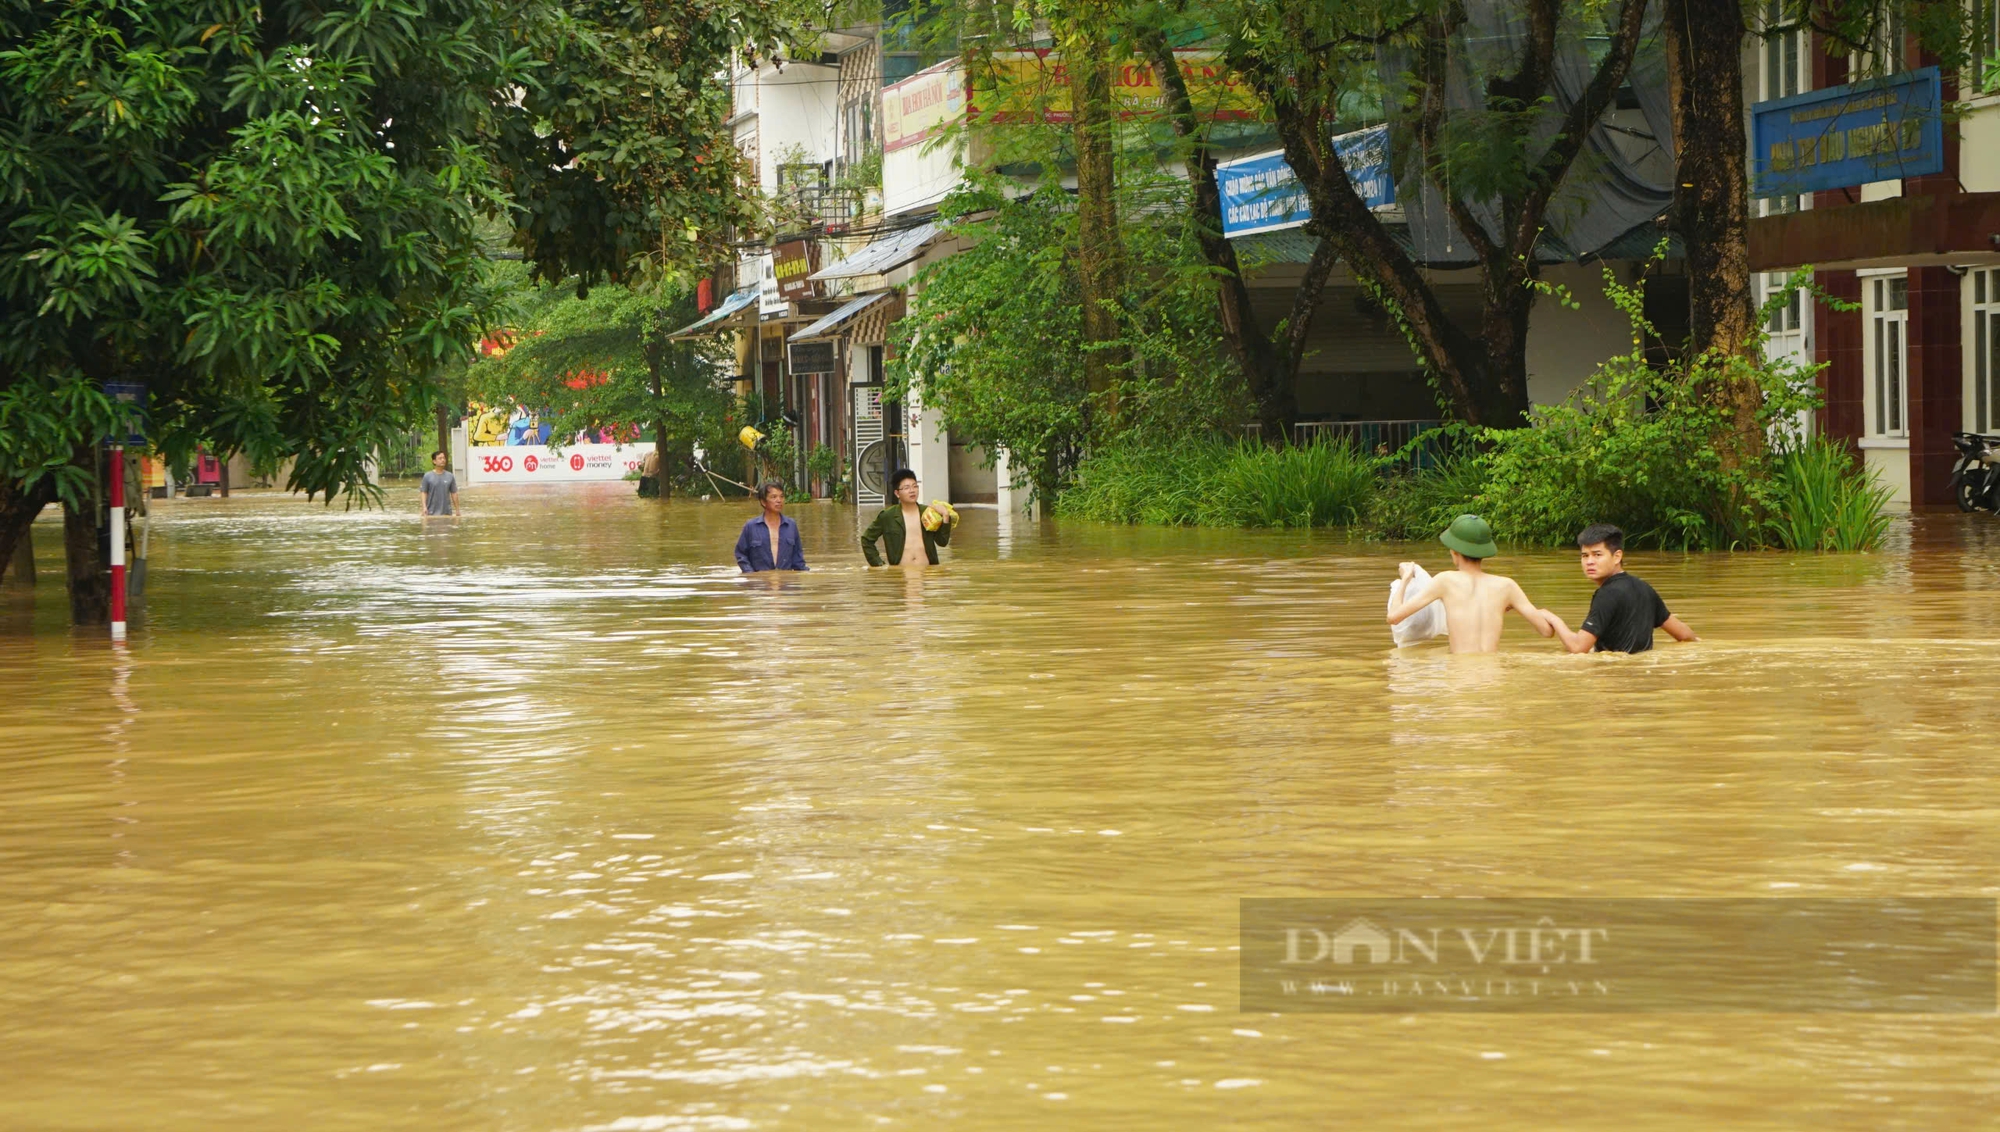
[735,514,807,572]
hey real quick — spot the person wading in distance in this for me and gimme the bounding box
[861,469,953,568]
[735,482,806,572]
[419,451,459,522]
[1540,524,1698,653]
[1386,514,1556,654]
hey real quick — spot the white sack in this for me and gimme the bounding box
[1389,564,1448,646]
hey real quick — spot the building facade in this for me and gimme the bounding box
[1749,3,2000,509]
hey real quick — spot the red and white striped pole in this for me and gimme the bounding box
[109,445,126,642]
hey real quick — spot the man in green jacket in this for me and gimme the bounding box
[862,469,954,566]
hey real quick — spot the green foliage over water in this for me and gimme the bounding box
[1767,439,1896,552]
[890,171,1248,504]
[1369,453,1490,542]
[1054,262,1894,553]
[1057,438,1377,528]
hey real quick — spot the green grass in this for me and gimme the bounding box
[1057,437,1379,528]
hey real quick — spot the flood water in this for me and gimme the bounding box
[3,484,1997,1130]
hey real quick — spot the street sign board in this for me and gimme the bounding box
[1216,125,1395,239]
[1751,67,1943,197]
[789,340,837,373]
[103,381,146,444]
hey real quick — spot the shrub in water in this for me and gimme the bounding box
[1369,449,1491,541]
[1474,263,1827,551]
[1768,438,1895,551]
[1059,438,1378,528]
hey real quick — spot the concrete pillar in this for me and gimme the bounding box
[1814,270,1865,444]
[993,447,1038,560]
[994,447,1037,522]
[450,424,469,483]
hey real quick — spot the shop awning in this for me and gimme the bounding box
[810,221,941,280]
[667,285,759,340]
[788,292,892,342]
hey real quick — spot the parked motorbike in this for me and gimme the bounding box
[1951,431,2000,512]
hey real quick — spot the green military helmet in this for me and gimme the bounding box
[1439,513,1499,559]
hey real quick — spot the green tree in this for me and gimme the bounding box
[0,0,809,617]
[1214,0,1650,428]
[500,0,802,290]
[1137,22,1338,441]
[465,271,736,495]
[890,169,1245,501]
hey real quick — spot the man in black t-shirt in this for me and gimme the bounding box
[1540,524,1698,653]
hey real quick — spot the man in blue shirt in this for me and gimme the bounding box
[735,482,807,572]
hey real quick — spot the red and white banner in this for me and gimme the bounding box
[465,442,654,486]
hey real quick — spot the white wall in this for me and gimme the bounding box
[903,383,951,507]
[755,63,840,195]
[1524,262,1647,407]
[885,140,962,217]
[1864,444,1912,509]
[1962,99,2000,193]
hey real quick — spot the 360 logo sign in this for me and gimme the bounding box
[469,442,654,483]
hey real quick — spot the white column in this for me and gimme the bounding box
[904,384,951,505]
[994,447,1037,522]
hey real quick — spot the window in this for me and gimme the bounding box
[1764,1,1802,98]
[1968,269,2000,433]
[1871,6,1907,75]
[1868,274,1910,438]
[1764,272,1803,334]
[1974,0,2000,92]
[1758,2,1809,215]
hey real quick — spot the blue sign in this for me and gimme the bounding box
[1216,125,1395,239]
[1332,125,1395,211]
[102,381,146,445]
[1217,150,1310,238]
[1751,67,1943,197]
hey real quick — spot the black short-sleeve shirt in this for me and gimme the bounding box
[1580,572,1670,653]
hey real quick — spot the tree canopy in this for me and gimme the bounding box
[0,0,809,522]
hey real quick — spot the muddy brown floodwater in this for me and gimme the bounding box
[3,485,1998,1130]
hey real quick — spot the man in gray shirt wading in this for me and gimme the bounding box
[419,451,459,522]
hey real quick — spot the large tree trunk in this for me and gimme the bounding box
[62,445,109,625]
[435,403,453,468]
[1476,278,1536,425]
[1663,0,1762,460]
[1144,30,1331,442]
[1,476,55,585]
[1067,12,1128,431]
